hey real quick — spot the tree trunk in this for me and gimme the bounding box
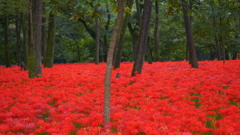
[16,10,21,66]
[28,0,38,78]
[42,9,47,62]
[131,0,152,76]
[136,0,141,25]
[22,13,28,66]
[114,0,134,69]
[219,17,226,63]
[104,0,124,125]
[212,4,221,60]
[153,0,160,61]
[186,43,189,61]
[103,3,111,62]
[44,10,56,68]
[95,4,100,65]
[146,44,152,64]
[32,0,42,75]
[3,15,11,68]
[182,0,198,68]
[128,23,138,61]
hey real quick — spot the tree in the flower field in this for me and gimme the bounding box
[44,9,56,68]
[131,0,152,76]
[3,14,10,68]
[28,0,43,78]
[113,0,134,69]
[104,0,124,124]
[95,3,100,65]
[182,0,198,68]
[2,1,11,68]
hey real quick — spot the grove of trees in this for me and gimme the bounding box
[1,0,239,67]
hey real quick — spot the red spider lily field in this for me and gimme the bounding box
[0,60,240,135]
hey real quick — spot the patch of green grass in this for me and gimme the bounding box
[111,126,118,133]
[41,111,50,120]
[222,86,229,89]
[48,100,56,106]
[159,96,169,100]
[73,122,85,129]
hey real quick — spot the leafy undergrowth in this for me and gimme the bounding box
[0,60,240,135]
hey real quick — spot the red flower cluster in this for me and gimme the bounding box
[0,60,239,134]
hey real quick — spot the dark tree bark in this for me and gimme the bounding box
[182,0,198,68]
[32,0,43,75]
[16,10,21,66]
[95,4,100,65]
[135,0,141,24]
[44,10,56,68]
[3,15,11,68]
[21,13,28,66]
[146,44,152,64]
[219,17,226,63]
[212,6,221,60]
[28,0,42,78]
[128,23,138,61]
[131,0,152,76]
[42,8,47,62]
[103,3,111,62]
[28,0,37,78]
[153,0,160,61]
[104,0,124,125]
[114,0,134,69]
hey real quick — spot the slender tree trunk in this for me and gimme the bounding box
[76,44,80,62]
[104,0,124,125]
[22,13,28,66]
[153,0,160,61]
[103,3,111,62]
[212,4,221,60]
[44,10,56,68]
[128,23,138,61]
[136,0,141,25]
[42,9,47,62]
[146,44,152,64]
[95,4,100,65]
[182,0,198,68]
[186,43,189,61]
[131,0,152,76]
[3,14,11,68]
[114,0,134,69]
[16,10,21,66]
[219,17,226,63]
[214,35,221,60]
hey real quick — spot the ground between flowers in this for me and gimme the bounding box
[0,60,240,135]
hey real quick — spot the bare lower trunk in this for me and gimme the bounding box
[182,0,198,68]
[44,10,56,68]
[104,0,124,125]
[114,0,134,69]
[16,10,21,66]
[153,0,160,61]
[95,4,100,64]
[4,15,11,68]
[131,0,152,76]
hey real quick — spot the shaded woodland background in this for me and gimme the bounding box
[0,0,240,65]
